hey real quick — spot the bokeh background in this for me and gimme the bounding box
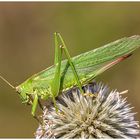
[0,2,140,138]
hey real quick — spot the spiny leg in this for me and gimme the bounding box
[29,94,43,111]
[57,33,95,97]
[51,33,63,111]
[31,94,42,124]
[31,93,38,116]
[56,33,84,94]
[51,32,86,112]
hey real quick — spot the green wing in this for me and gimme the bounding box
[31,35,140,91]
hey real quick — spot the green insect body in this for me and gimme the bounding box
[1,33,140,117]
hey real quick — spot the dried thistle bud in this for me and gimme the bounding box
[35,82,139,139]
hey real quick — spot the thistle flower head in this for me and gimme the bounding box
[35,82,139,138]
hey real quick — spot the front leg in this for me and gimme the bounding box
[31,93,38,116]
[30,93,42,124]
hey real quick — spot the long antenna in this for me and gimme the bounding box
[0,75,15,89]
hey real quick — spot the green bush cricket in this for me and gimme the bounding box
[0,33,140,119]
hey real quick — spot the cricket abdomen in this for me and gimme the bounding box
[60,71,93,92]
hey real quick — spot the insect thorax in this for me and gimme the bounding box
[18,79,52,102]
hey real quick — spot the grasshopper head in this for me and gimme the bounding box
[16,86,30,103]
[0,75,31,104]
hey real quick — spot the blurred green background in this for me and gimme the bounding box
[0,2,140,138]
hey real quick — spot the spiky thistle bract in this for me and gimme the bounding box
[35,82,139,139]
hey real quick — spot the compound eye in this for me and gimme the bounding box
[16,86,21,94]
